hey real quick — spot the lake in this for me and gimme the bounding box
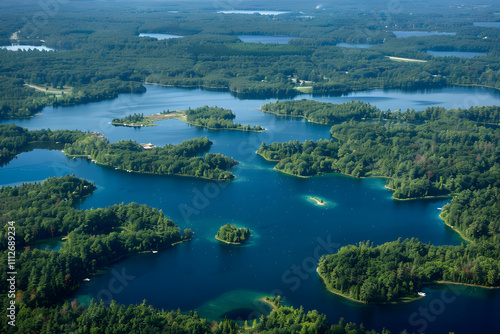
[238,35,295,44]
[473,22,500,28]
[139,33,183,40]
[0,45,55,51]
[392,31,456,38]
[1,85,500,334]
[426,50,486,58]
[336,43,373,48]
[217,10,290,15]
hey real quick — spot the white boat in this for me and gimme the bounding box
[152,251,158,254]
[437,208,442,210]
[83,278,90,282]
[418,292,426,297]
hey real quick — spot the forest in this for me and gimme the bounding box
[0,124,239,180]
[184,106,264,131]
[0,175,389,334]
[257,104,500,200]
[216,224,251,244]
[0,0,499,119]
[318,238,500,303]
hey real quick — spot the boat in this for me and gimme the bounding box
[152,251,158,254]
[418,292,426,297]
[437,207,442,210]
[83,278,90,282]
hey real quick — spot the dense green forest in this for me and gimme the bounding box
[0,124,238,180]
[64,135,238,180]
[318,238,500,303]
[258,105,500,200]
[185,106,264,131]
[0,0,499,119]
[216,224,251,244]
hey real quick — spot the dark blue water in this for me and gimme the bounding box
[1,85,500,334]
[392,31,456,38]
[238,35,295,44]
[426,50,486,58]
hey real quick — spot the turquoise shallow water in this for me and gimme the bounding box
[1,85,500,333]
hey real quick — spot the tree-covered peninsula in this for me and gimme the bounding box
[216,224,251,244]
[0,124,238,180]
[318,238,500,304]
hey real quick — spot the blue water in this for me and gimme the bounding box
[217,10,290,15]
[2,85,500,334]
[336,43,373,48]
[426,50,486,58]
[0,45,55,51]
[473,22,500,28]
[392,31,456,38]
[139,33,183,40]
[238,35,295,44]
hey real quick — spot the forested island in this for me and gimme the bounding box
[215,224,251,244]
[183,106,264,131]
[112,113,156,127]
[0,124,238,180]
[0,176,385,334]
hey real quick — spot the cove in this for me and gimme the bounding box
[1,85,500,334]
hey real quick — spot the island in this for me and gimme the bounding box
[215,224,251,244]
[111,113,156,127]
[309,196,326,206]
[112,107,265,131]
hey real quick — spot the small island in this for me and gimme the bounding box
[215,224,251,244]
[111,107,265,131]
[309,196,326,206]
[111,112,181,127]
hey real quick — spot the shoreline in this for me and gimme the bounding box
[259,297,278,311]
[215,234,243,245]
[435,281,500,289]
[439,212,473,243]
[309,196,326,206]
[317,267,424,305]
